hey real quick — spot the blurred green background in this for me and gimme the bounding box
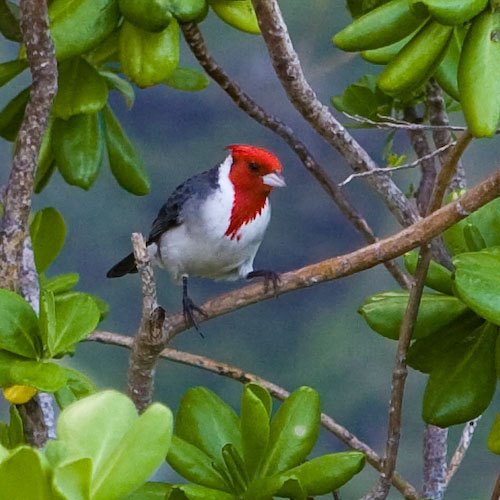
[1,2,499,498]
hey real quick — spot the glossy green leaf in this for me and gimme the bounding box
[7,406,24,449]
[0,447,51,499]
[210,0,260,34]
[0,288,40,358]
[34,115,56,193]
[41,273,80,295]
[0,59,27,87]
[54,367,96,409]
[167,485,234,500]
[39,289,56,357]
[244,475,306,499]
[125,483,171,499]
[423,322,498,426]
[88,293,110,321]
[407,313,484,373]
[404,251,453,295]
[454,247,500,325]
[175,387,242,467]
[119,0,173,32]
[411,0,487,25]
[53,57,108,120]
[168,0,208,22]
[0,86,29,141]
[52,457,92,500]
[56,390,172,499]
[359,291,470,340]
[331,74,392,122]
[102,105,150,195]
[240,383,271,479]
[0,443,8,463]
[99,69,135,108]
[167,435,230,491]
[52,292,101,355]
[0,1,21,41]
[53,113,104,190]
[360,31,417,64]
[49,0,120,60]
[487,413,500,454]
[85,30,120,66]
[0,351,68,391]
[164,67,210,92]
[119,19,179,88]
[260,386,320,477]
[30,207,66,274]
[92,402,173,499]
[434,27,463,101]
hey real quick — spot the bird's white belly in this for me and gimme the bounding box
[155,200,271,282]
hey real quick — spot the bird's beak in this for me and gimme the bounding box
[262,171,286,188]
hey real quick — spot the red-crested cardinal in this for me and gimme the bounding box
[107,144,286,332]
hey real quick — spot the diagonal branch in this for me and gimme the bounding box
[251,0,419,227]
[181,22,410,289]
[87,330,420,500]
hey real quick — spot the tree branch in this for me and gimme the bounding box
[87,330,420,500]
[180,22,410,289]
[251,0,419,227]
[127,233,169,412]
[0,0,57,291]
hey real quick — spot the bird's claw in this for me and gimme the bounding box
[247,269,281,297]
[182,296,207,337]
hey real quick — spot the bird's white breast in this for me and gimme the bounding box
[154,156,271,282]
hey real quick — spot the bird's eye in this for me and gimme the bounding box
[248,162,260,173]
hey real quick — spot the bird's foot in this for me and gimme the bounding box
[247,269,281,297]
[182,294,207,337]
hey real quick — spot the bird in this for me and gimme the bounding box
[107,144,286,332]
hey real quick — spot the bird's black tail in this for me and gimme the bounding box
[106,252,138,278]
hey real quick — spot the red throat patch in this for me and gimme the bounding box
[225,191,267,240]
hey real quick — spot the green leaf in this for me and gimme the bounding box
[53,57,108,120]
[102,105,150,195]
[163,67,210,92]
[124,482,172,499]
[0,86,29,141]
[359,291,470,340]
[41,273,80,295]
[422,322,498,426]
[0,288,40,358]
[56,390,173,499]
[244,475,306,500]
[444,197,500,255]
[34,115,56,194]
[54,367,96,409]
[407,313,484,373]
[52,457,92,500]
[487,413,500,454]
[0,1,21,41]
[7,406,25,449]
[0,447,51,499]
[454,247,500,325]
[331,75,393,122]
[210,0,260,34]
[166,485,234,500]
[221,443,248,493]
[53,113,104,190]
[39,289,57,357]
[175,387,242,467]
[404,251,453,295]
[52,292,101,355]
[88,293,109,321]
[0,59,27,87]
[99,69,135,107]
[260,386,320,477]
[167,435,230,491]
[0,351,68,391]
[30,207,66,274]
[240,383,271,479]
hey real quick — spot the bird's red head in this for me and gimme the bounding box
[224,144,285,240]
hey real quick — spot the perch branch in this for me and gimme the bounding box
[491,473,500,500]
[251,0,419,227]
[180,22,410,289]
[127,233,169,412]
[87,331,420,500]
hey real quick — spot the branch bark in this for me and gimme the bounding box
[127,233,168,412]
[88,331,420,500]
[251,0,419,227]
[181,22,410,289]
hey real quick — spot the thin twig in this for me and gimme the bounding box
[338,143,454,188]
[445,417,481,486]
[87,331,420,500]
[180,22,410,289]
[491,473,500,500]
[127,233,168,412]
[251,0,419,228]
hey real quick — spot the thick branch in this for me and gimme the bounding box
[127,233,168,412]
[251,0,419,227]
[0,0,57,291]
[88,331,420,500]
[181,22,410,289]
